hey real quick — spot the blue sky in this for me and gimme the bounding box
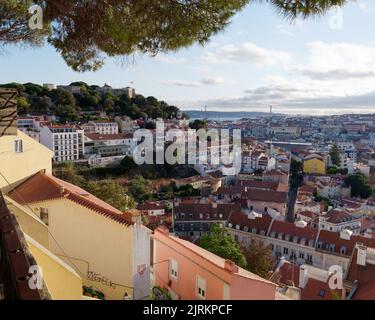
[1,1,375,114]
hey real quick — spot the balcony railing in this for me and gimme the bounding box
[0,192,48,300]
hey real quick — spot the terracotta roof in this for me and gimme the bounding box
[228,211,273,235]
[8,171,133,226]
[346,248,375,300]
[238,180,279,191]
[316,230,375,256]
[323,209,356,224]
[276,262,339,300]
[298,185,316,195]
[297,211,318,219]
[242,190,287,203]
[264,169,287,176]
[217,186,243,195]
[85,133,131,141]
[269,220,319,245]
[137,201,164,211]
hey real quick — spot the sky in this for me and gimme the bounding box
[1,1,375,115]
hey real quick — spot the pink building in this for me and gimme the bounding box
[152,227,279,300]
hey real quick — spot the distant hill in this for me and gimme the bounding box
[0,82,184,123]
[184,110,284,119]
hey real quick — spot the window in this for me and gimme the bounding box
[299,252,305,259]
[40,208,49,226]
[14,140,23,153]
[283,247,289,255]
[196,276,206,299]
[170,259,178,280]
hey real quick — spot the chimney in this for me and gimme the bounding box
[299,266,309,289]
[212,202,218,209]
[224,260,239,274]
[356,244,367,267]
[340,229,353,241]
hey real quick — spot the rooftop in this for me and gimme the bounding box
[8,171,133,226]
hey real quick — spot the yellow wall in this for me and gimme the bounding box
[30,198,135,300]
[303,158,326,174]
[26,235,83,300]
[0,130,53,191]
[4,195,49,248]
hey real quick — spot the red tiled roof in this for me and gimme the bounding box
[264,170,287,176]
[242,190,287,203]
[297,211,318,219]
[276,262,339,300]
[238,180,279,191]
[323,208,356,224]
[317,230,375,256]
[346,248,375,300]
[228,211,273,235]
[298,185,316,194]
[269,220,319,244]
[85,133,132,140]
[137,201,164,211]
[8,171,133,226]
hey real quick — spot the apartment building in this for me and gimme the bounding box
[40,124,84,162]
[152,227,281,300]
[318,209,362,234]
[227,211,375,275]
[89,121,119,135]
[303,154,326,175]
[173,202,241,237]
[84,133,135,161]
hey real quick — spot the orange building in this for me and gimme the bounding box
[152,227,281,300]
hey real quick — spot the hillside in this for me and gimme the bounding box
[0,82,186,122]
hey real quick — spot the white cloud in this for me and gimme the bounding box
[153,55,188,65]
[161,80,201,87]
[201,77,225,86]
[358,1,373,14]
[201,42,292,66]
[161,76,225,87]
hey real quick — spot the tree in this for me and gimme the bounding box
[344,174,372,199]
[85,180,135,211]
[129,175,153,202]
[17,96,30,114]
[120,156,137,172]
[53,162,86,188]
[199,223,247,268]
[1,1,347,71]
[241,240,275,278]
[330,145,340,167]
[290,159,303,188]
[190,119,208,130]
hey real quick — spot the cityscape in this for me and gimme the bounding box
[1,0,375,311]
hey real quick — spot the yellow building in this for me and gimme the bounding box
[2,195,83,300]
[0,130,53,191]
[303,154,326,175]
[8,171,151,300]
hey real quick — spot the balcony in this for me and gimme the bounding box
[0,192,49,300]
